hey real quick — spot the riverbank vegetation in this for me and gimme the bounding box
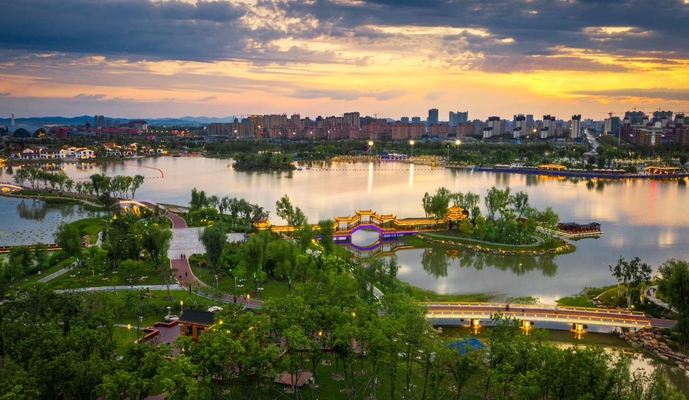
[420,185,562,247]
[232,151,296,171]
[181,188,269,230]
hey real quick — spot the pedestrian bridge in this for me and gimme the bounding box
[118,200,162,215]
[423,302,675,330]
[259,207,469,241]
[0,182,24,193]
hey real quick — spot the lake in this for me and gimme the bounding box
[2,157,688,302]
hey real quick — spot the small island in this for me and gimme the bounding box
[232,152,296,171]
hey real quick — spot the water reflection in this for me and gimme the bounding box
[525,174,539,186]
[447,248,558,277]
[421,248,450,278]
[16,199,48,221]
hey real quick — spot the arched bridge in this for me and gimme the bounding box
[0,182,25,193]
[423,302,675,330]
[118,200,164,215]
[259,208,469,242]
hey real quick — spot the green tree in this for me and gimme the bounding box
[484,186,511,221]
[609,256,652,308]
[509,191,530,219]
[8,246,34,275]
[276,194,307,228]
[13,167,30,187]
[32,242,49,271]
[142,225,172,271]
[54,222,83,266]
[658,259,689,345]
[199,223,227,274]
[317,219,335,255]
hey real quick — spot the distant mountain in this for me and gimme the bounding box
[0,115,238,127]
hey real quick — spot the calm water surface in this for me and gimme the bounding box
[2,157,688,302]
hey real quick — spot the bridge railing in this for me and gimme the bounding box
[420,302,646,316]
[426,310,652,327]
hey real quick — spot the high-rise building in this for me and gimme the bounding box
[487,116,503,136]
[513,115,526,139]
[343,112,361,128]
[625,111,645,125]
[449,111,468,126]
[94,115,105,127]
[456,122,474,137]
[291,114,300,127]
[653,110,673,125]
[540,115,557,139]
[411,117,422,124]
[633,122,664,146]
[249,115,263,139]
[427,108,439,125]
[571,115,582,140]
[603,117,621,135]
[400,117,410,123]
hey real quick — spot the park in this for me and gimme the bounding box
[2,170,689,398]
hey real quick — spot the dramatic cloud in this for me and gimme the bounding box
[1,0,689,118]
[573,88,689,102]
[291,89,407,101]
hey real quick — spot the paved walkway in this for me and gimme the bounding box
[38,262,76,283]
[646,285,672,311]
[165,212,261,308]
[167,212,188,229]
[421,232,545,247]
[55,285,185,293]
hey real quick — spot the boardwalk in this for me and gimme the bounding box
[424,302,675,329]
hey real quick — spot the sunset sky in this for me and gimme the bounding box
[2,0,689,120]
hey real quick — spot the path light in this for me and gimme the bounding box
[180,300,184,313]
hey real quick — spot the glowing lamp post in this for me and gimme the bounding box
[409,140,415,159]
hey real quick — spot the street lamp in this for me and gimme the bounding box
[137,315,143,341]
[409,140,415,159]
[180,300,184,313]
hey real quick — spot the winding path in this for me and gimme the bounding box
[646,285,672,311]
[166,212,261,308]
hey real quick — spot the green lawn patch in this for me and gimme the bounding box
[47,266,168,290]
[556,285,617,307]
[418,231,574,254]
[65,217,107,243]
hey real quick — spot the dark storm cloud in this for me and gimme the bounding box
[2,0,689,69]
[277,0,689,60]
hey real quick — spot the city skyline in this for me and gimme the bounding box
[1,0,689,118]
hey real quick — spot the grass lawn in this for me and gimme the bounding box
[47,267,168,290]
[66,217,108,243]
[190,264,298,301]
[556,285,617,307]
[407,284,537,304]
[414,231,574,254]
[107,290,223,328]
